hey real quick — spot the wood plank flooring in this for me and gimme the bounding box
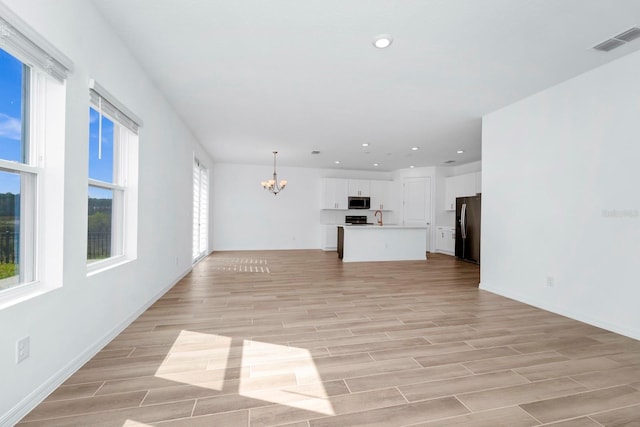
[18,250,640,426]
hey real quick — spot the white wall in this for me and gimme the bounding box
[0,1,213,423]
[211,163,394,250]
[482,49,640,340]
[451,160,481,176]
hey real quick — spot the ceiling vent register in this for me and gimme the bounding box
[593,27,640,52]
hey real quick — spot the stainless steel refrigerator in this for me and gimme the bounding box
[455,195,481,264]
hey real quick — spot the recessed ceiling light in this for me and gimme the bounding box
[362,143,369,147]
[373,34,393,49]
[334,160,340,164]
[409,165,415,169]
[457,150,464,154]
[411,147,419,151]
[373,163,379,167]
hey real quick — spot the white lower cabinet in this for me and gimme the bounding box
[322,225,339,251]
[435,226,456,255]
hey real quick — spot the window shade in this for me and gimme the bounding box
[0,3,73,82]
[89,79,143,134]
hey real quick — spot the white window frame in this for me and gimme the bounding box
[87,115,126,264]
[87,82,141,274]
[0,3,71,308]
[192,157,209,263]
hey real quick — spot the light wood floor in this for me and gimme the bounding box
[18,251,640,426]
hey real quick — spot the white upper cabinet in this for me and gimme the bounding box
[321,178,395,211]
[475,171,482,194]
[348,179,370,197]
[321,178,349,210]
[444,173,479,210]
[444,176,460,211]
[369,180,393,211]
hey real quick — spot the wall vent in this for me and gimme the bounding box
[593,26,640,52]
[311,150,320,155]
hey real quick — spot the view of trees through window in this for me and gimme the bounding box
[87,108,115,261]
[0,174,20,282]
[0,48,25,284]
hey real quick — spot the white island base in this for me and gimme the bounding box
[338,225,428,262]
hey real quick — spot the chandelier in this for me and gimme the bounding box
[261,151,287,195]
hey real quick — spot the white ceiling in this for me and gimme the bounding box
[90,0,640,171]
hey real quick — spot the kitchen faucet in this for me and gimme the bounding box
[374,210,383,226]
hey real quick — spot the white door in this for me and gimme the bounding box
[193,158,209,262]
[402,176,432,251]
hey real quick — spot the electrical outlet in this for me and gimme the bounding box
[17,336,30,364]
[546,276,555,288]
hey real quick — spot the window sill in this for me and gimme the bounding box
[87,256,135,276]
[0,279,58,311]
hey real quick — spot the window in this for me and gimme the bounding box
[0,49,33,291]
[0,5,72,302]
[87,80,141,271]
[192,158,209,262]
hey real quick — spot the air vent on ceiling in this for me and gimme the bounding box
[311,150,320,155]
[593,26,640,52]
[615,27,640,42]
[593,38,626,52]
[443,160,456,164]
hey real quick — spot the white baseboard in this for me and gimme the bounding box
[1,266,192,427]
[434,249,455,256]
[480,283,640,341]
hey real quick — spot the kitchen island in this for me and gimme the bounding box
[337,225,428,262]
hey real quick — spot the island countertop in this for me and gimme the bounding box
[339,224,428,229]
[337,225,428,262]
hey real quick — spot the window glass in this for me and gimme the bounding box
[0,48,30,289]
[0,171,20,286]
[88,108,114,183]
[0,48,25,163]
[87,186,113,261]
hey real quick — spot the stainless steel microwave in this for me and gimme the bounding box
[348,196,370,209]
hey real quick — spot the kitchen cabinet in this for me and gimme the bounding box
[369,180,393,211]
[338,225,428,262]
[321,178,348,209]
[444,173,478,211]
[475,171,482,194]
[321,225,339,250]
[435,226,455,255]
[444,176,458,211]
[348,179,370,197]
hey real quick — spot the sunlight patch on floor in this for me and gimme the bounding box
[153,331,334,416]
[210,257,270,273]
[239,339,335,416]
[154,330,232,390]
